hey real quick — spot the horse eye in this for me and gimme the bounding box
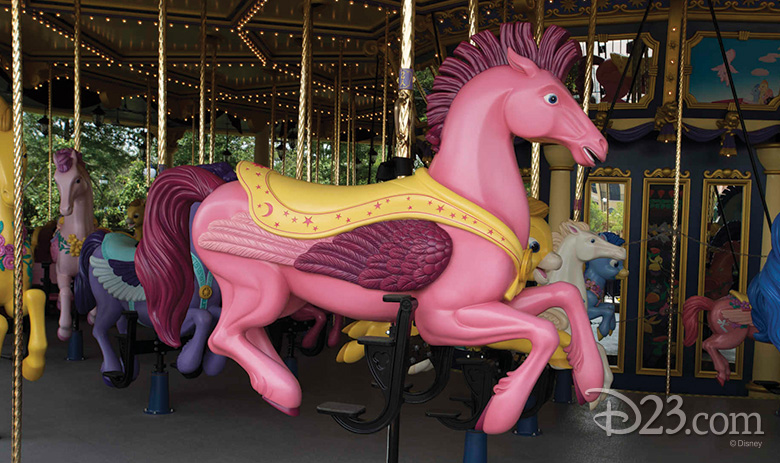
[76,178,81,184]
[590,238,596,243]
[529,239,541,253]
[610,259,619,267]
[134,214,139,218]
[544,93,558,105]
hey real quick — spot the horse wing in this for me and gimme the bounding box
[721,308,754,327]
[90,255,146,302]
[295,220,452,292]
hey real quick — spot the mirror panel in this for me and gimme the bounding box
[695,170,752,380]
[584,168,631,373]
[637,169,690,376]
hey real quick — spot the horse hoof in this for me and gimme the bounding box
[263,397,299,417]
[87,310,96,326]
[181,364,203,379]
[57,326,72,341]
[597,331,604,341]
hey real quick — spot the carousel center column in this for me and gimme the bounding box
[751,142,780,391]
[544,145,575,230]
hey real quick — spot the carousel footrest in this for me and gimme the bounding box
[450,396,474,406]
[358,336,395,347]
[317,402,367,419]
[425,409,461,419]
[754,380,780,395]
[102,371,124,381]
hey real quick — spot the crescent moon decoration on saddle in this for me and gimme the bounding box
[136,22,609,435]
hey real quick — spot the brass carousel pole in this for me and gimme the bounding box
[307,53,313,182]
[572,0,598,221]
[346,69,352,186]
[315,112,322,182]
[198,0,207,164]
[282,112,288,175]
[73,0,82,151]
[296,0,312,180]
[667,0,689,397]
[351,88,356,185]
[529,0,544,200]
[158,0,168,168]
[48,65,53,220]
[191,111,196,165]
[468,0,479,39]
[270,76,277,171]
[11,0,24,460]
[395,0,415,162]
[145,78,152,185]
[333,41,343,185]
[380,12,389,162]
[209,49,217,163]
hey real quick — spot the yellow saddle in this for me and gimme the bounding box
[237,161,532,300]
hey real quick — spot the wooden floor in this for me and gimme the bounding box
[1,318,778,463]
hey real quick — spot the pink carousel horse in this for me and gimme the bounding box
[136,23,607,434]
[52,149,96,341]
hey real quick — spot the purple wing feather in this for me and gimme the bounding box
[294,220,452,292]
[107,259,142,287]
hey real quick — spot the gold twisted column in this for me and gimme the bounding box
[468,0,479,39]
[315,112,321,183]
[667,0,688,397]
[307,45,313,182]
[209,50,217,163]
[351,89,357,185]
[530,0,544,199]
[73,0,82,151]
[333,43,343,185]
[270,76,277,171]
[395,0,415,161]
[282,113,288,175]
[145,78,152,185]
[191,110,196,165]
[572,0,598,221]
[11,1,24,460]
[48,65,53,220]
[158,0,168,167]
[381,12,389,162]
[296,0,312,180]
[346,69,352,186]
[198,0,207,164]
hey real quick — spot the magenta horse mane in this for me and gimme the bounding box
[54,148,83,173]
[426,22,582,149]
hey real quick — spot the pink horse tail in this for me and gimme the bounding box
[682,296,714,347]
[135,166,224,347]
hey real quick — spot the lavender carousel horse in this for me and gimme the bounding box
[52,149,95,341]
[74,164,233,382]
[136,23,608,434]
[585,232,629,339]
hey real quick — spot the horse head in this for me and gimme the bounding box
[556,221,626,264]
[527,199,561,284]
[0,138,26,208]
[126,198,146,231]
[53,148,91,217]
[586,232,629,281]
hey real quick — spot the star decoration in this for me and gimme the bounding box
[283,210,289,216]
[336,214,341,220]
[488,230,493,235]
[374,202,382,209]
[303,216,313,227]
[437,205,445,212]
[367,211,373,216]
[462,215,468,220]
[313,226,318,231]
[450,213,456,218]
[274,222,280,227]
[428,200,433,206]
[386,199,391,203]
[291,217,298,223]
[346,218,351,223]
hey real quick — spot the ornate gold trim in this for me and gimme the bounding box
[584,174,631,374]
[684,31,780,112]
[570,32,660,111]
[644,168,691,178]
[703,169,751,179]
[591,167,631,178]
[694,176,751,381]
[636,177,690,377]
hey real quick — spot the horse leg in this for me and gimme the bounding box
[509,282,603,404]
[87,308,97,326]
[703,330,746,386]
[177,308,214,375]
[291,304,326,349]
[92,298,124,385]
[56,272,74,341]
[22,289,47,381]
[588,304,614,339]
[202,304,226,376]
[208,264,301,414]
[328,314,345,348]
[417,302,559,434]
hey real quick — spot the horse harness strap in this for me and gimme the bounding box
[191,252,214,308]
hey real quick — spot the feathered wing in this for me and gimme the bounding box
[198,213,453,292]
[721,308,754,327]
[90,255,146,302]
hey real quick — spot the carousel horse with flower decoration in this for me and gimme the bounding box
[51,148,96,341]
[684,213,780,386]
[74,163,235,383]
[0,114,47,381]
[135,22,608,434]
[585,232,629,339]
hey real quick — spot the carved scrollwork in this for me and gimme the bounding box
[703,169,751,179]
[644,168,691,178]
[591,167,631,177]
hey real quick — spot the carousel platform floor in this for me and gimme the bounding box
[1,318,778,463]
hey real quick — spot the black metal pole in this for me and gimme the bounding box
[706,0,773,228]
[386,413,400,463]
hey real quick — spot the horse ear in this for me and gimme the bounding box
[507,48,539,78]
[566,223,580,235]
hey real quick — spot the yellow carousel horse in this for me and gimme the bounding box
[0,102,47,381]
